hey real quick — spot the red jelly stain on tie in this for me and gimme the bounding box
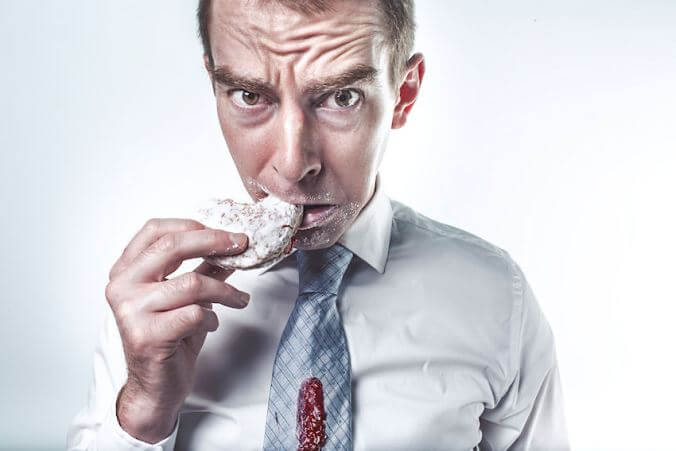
[297,377,326,451]
[284,236,298,255]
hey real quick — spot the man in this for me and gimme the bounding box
[68,0,569,449]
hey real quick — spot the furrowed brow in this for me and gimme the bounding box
[209,66,278,100]
[209,64,380,99]
[304,64,380,97]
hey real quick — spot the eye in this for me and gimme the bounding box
[230,90,262,107]
[321,89,362,110]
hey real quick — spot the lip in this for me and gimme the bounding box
[298,205,338,230]
[251,186,337,229]
[253,190,322,206]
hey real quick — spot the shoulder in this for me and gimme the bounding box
[387,199,541,320]
[388,198,515,279]
[386,198,554,390]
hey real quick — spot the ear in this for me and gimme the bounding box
[391,53,425,129]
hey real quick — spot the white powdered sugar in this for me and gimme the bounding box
[196,195,303,270]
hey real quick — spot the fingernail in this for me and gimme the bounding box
[233,233,248,249]
[238,292,251,306]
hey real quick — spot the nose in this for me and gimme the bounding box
[271,102,321,184]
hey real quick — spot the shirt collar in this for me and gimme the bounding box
[258,174,392,275]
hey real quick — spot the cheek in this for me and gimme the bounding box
[216,100,273,174]
[321,101,387,197]
[337,101,387,166]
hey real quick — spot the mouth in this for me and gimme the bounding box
[298,204,338,230]
[253,185,337,230]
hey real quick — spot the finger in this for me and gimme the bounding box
[110,218,205,281]
[184,330,209,355]
[119,228,248,283]
[146,272,250,311]
[193,259,235,282]
[153,305,220,342]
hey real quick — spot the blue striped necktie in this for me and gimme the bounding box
[263,244,354,450]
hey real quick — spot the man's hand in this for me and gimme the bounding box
[105,218,250,443]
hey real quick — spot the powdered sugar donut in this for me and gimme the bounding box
[197,195,303,270]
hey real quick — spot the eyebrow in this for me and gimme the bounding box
[209,64,380,99]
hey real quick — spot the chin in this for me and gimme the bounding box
[292,200,362,250]
[292,213,353,250]
[293,227,342,250]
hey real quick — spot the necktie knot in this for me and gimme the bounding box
[297,244,354,296]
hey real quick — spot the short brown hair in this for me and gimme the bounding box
[197,0,416,89]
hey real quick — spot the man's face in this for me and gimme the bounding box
[207,0,403,249]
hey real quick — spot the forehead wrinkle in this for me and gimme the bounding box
[300,31,380,71]
[211,0,387,92]
[212,2,293,69]
[275,58,297,94]
[243,27,383,91]
[280,14,381,41]
[212,21,273,77]
[272,19,382,55]
[234,2,385,58]
[316,48,379,83]
[258,36,307,58]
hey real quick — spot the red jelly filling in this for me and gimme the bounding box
[284,236,298,255]
[297,377,326,451]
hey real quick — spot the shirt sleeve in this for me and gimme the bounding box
[66,306,179,450]
[478,260,570,451]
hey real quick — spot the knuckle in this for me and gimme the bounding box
[153,233,178,254]
[115,300,135,323]
[158,279,177,298]
[105,281,123,305]
[184,304,205,325]
[183,219,204,231]
[144,218,161,235]
[179,272,203,295]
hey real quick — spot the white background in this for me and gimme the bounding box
[1,1,675,450]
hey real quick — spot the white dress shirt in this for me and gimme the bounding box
[67,175,569,450]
